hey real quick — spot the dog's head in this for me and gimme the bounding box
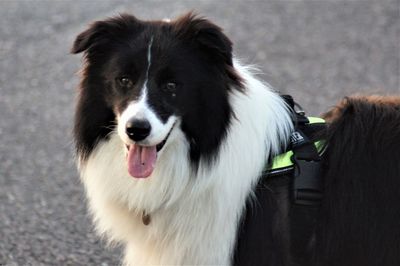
[72,13,243,178]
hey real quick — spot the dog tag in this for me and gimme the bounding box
[142,211,151,226]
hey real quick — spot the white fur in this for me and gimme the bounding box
[79,61,293,265]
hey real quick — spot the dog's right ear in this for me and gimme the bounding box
[71,14,143,54]
[71,21,102,54]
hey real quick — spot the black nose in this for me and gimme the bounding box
[125,119,151,141]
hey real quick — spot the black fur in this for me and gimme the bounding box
[72,13,243,164]
[234,97,400,266]
[314,97,400,266]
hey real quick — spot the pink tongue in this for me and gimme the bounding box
[127,144,157,178]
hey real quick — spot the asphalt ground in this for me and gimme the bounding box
[0,1,398,265]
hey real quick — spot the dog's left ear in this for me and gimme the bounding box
[71,14,143,54]
[173,12,234,66]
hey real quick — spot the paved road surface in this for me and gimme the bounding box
[0,1,398,265]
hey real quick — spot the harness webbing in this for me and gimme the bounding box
[235,95,327,265]
[271,96,327,265]
[267,116,326,172]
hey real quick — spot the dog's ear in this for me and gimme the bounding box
[173,12,234,66]
[71,14,143,54]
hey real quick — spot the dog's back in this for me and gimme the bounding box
[234,96,400,266]
[316,96,400,266]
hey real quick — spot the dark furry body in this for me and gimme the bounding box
[235,96,400,266]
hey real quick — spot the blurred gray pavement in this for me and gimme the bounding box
[0,1,399,265]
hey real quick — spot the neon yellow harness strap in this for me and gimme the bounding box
[307,117,325,124]
[267,117,325,171]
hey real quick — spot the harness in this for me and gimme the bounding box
[268,95,327,264]
[265,95,327,205]
[233,95,328,265]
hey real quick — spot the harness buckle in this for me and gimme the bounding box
[292,156,323,206]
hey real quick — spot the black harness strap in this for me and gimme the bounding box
[233,95,326,266]
[282,95,326,265]
[291,117,323,205]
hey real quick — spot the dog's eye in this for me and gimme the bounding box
[163,82,178,97]
[117,77,133,88]
[164,82,179,93]
[166,82,177,91]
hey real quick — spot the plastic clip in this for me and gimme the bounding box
[292,157,323,205]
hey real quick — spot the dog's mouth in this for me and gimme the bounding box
[125,124,174,179]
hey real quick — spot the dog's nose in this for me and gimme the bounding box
[126,119,151,141]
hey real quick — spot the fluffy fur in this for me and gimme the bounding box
[72,13,400,266]
[315,96,400,266]
[72,13,292,265]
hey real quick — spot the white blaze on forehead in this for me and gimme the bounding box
[145,36,154,84]
[139,36,154,117]
[117,36,176,146]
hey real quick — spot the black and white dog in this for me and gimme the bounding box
[72,13,400,266]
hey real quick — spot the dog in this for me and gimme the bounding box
[71,12,400,265]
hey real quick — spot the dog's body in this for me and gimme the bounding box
[72,13,400,265]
